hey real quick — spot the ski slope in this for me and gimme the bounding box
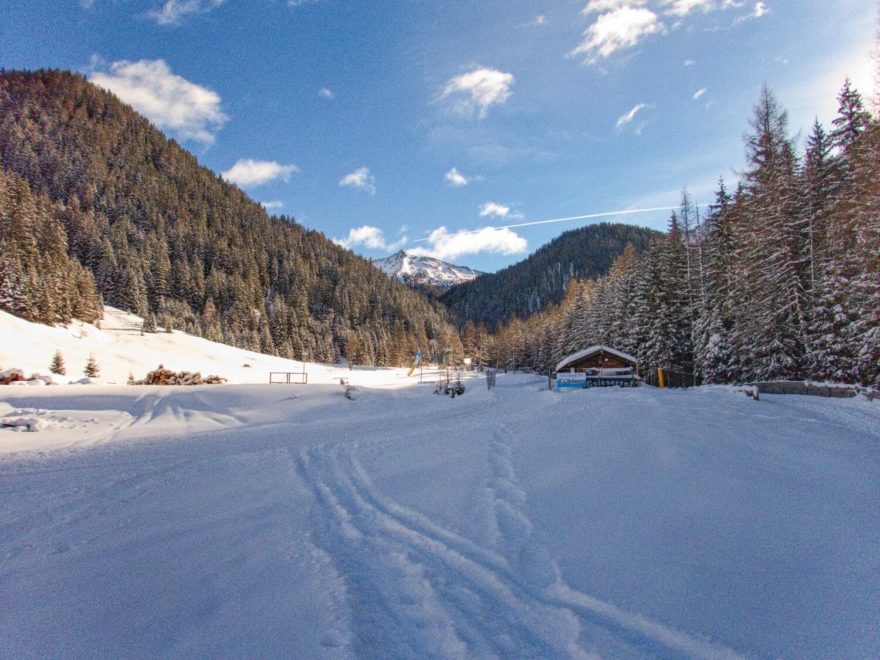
[2,375,878,658]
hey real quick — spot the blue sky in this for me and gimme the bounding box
[1,0,876,272]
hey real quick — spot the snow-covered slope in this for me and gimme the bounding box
[0,306,411,387]
[2,377,879,657]
[373,250,482,288]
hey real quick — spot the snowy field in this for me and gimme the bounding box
[0,306,415,387]
[2,370,879,658]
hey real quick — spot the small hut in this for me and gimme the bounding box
[555,345,638,388]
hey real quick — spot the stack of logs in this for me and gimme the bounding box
[134,365,226,386]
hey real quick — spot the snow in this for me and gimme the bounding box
[1,367,878,657]
[556,345,638,373]
[0,401,131,452]
[373,250,482,288]
[0,306,417,388]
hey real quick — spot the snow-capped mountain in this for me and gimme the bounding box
[373,250,483,288]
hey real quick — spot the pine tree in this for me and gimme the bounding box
[141,312,157,333]
[693,180,735,383]
[830,78,872,155]
[845,119,880,385]
[50,349,66,375]
[801,119,837,295]
[735,86,806,381]
[810,82,877,384]
[84,354,100,378]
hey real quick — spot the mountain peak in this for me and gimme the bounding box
[373,252,482,289]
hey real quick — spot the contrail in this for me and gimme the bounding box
[411,205,706,242]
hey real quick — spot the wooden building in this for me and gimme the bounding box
[555,345,638,372]
[555,345,638,388]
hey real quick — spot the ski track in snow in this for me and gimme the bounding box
[296,412,741,659]
[4,379,877,657]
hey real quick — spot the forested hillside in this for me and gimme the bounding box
[487,83,880,387]
[0,167,103,325]
[441,223,659,329]
[0,70,461,365]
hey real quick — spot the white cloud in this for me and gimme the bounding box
[683,58,696,66]
[660,0,716,16]
[80,0,96,9]
[570,6,664,62]
[261,200,284,210]
[319,87,334,100]
[445,167,470,187]
[333,226,406,252]
[582,0,647,14]
[733,1,769,25]
[585,0,732,15]
[409,226,527,261]
[528,15,548,26]
[440,67,515,119]
[222,159,298,187]
[574,1,753,61]
[147,0,226,26]
[89,59,228,144]
[339,167,376,195]
[692,87,707,100]
[615,102,648,129]
[478,202,511,218]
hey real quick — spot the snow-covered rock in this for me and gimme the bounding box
[373,250,482,288]
[1,416,49,431]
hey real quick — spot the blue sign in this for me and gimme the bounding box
[556,372,586,389]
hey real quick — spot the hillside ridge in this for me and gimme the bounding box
[441,222,660,329]
[0,69,462,365]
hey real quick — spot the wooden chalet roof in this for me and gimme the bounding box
[555,345,638,373]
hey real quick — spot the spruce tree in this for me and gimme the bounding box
[50,349,66,375]
[736,86,806,381]
[693,180,735,383]
[830,78,872,155]
[84,354,100,378]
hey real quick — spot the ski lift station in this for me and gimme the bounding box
[555,345,638,389]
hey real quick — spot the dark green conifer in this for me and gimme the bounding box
[50,349,66,375]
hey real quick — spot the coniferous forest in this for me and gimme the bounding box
[0,70,877,386]
[484,83,879,387]
[441,222,659,330]
[0,70,462,366]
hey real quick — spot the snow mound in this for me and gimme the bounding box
[1,416,49,432]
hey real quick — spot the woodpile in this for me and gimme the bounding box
[134,365,226,386]
[0,369,27,385]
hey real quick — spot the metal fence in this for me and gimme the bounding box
[269,370,308,384]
